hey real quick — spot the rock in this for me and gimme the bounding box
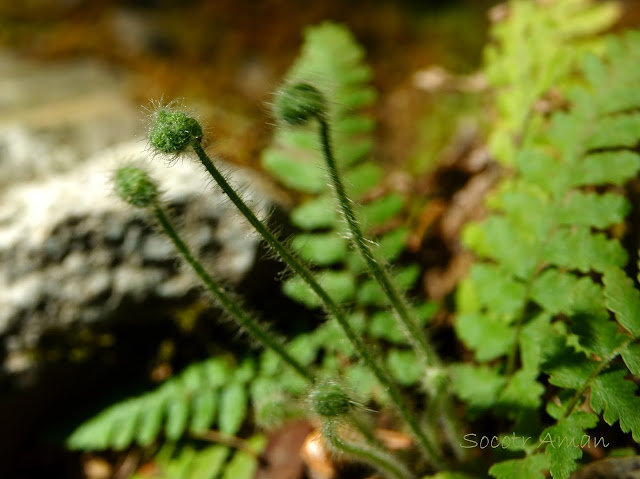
[571,456,640,479]
[0,140,271,378]
[0,50,275,381]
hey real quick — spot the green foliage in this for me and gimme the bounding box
[259,21,439,403]
[67,357,255,450]
[455,2,640,477]
[489,454,549,479]
[484,0,620,165]
[261,21,376,193]
[128,435,266,479]
[68,4,640,479]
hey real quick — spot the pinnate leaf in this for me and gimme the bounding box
[219,383,248,436]
[590,369,640,442]
[603,266,640,338]
[539,411,598,479]
[489,453,549,479]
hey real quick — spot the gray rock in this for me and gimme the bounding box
[0,141,271,376]
[0,51,276,379]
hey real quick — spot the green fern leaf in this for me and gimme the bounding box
[590,368,640,442]
[220,435,267,479]
[286,333,320,367]
[586,113,640,150]
[519,313,555,372]
[545,349,597,390]
[137,396,165,446]
[489,453,549,479]
[544,227,627,273]
[530,271,602,316]
[112,401,141,450]
[450,364,506,413]
[603,266,640,338]
[261,149,326,194]
[356,265,420,306]
[621,343,640,375]
[469,263,526,317]
[357,193,405,230]
[128,438,265,479]
[497,369,544,412]
[166,394,190,441]
[189,445,230,479]
[67,357,250,450]
[282,270,356,308]
[343,162,384,197]
[367,303,434,345]
[291,232,349,265]
[190,390,218,433]
[368,311,408,345]
[290,195,336,230]
[539,411,598,479]
[386,349,423,386]
[571,151,640,188]
[462,217,540,279]
[455,312,515,361]
[219,383,248,436]
[571,314,627,359]
[556,192,629,229]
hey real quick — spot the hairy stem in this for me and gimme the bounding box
[190,139,445,468]
[561,339,633,420]
[317,118,439,368]
[323,422,415,479]
[154,205,314,383]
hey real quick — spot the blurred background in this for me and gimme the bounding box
[2,1,640,478]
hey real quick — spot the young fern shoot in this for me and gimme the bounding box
[311,383,415,479]
[114,165,314,383]
[146,104,445,469]
[275,82,440,370]
[274,82,466,463]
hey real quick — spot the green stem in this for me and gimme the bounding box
[153,205,313,383]
[317,118,439,368]
[561,338,633,420]
[158,200,416,471]
[190,139,444,469]
[323,422,415,479]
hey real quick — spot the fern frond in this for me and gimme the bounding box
[128,435,266,479]
[67,357,254,450]
[590,368,640,442]
[539,410,599,479]
[261,22,375,193]
[261,23,440,410]
[484,0,620,165]
[489,453,549,479]
[459,3,640,477]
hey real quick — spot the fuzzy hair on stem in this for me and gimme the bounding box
[112,167,317,384]
[322,421,415,479]
[184,102,445,468]
[114,164,159,208]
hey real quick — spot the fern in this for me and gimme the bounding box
[456,2,640,477]
[66,23,415,462]
[67,357,255,450]
[127,435,266,479]
[484,0,620,165]
[65,5,640,478]
[262,21,376,194]
[260,22,439,402]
